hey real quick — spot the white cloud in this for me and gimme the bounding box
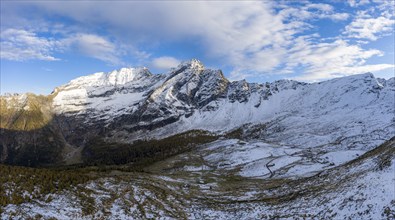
[279,3,349,21]
[287,39,393,81]
[347,0,370,7]
[295,64,394,81]
[64,34,123,65]
[229,36,394,81]
[151,56,180,70]
[0,29,60,61]
[0,29,127,65]
[344,15,395,40]
[373,0,395,14]
[1,1,393,82]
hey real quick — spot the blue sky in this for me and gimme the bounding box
[1,0,394,94]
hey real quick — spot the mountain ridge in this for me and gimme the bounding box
[0,60,394,167]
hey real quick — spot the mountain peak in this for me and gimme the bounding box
[178,59,204,71]
[348,72,374,79]
[107,67,151,85]
[328,72,382,88]
[64,67,152,88]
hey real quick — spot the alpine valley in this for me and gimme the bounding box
[0,59,394,219]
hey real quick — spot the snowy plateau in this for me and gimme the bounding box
[0,59,394,219]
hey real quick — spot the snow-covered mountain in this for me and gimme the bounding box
[1,59,394,219]
[50,59,394,144]
[48,60,395,158]
[1,59,394,162]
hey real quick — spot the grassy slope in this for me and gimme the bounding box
[0,93,54,131]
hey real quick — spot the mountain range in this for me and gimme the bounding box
[0,59,394,219]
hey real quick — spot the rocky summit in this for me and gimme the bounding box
[0,59,394,219]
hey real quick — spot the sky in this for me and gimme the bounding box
[0,0,394,95]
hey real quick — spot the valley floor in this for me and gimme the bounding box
[1,138,394,220]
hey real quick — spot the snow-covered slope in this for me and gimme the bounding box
[51,60,394,148]
[2,137,394,219]
[52,67,162,116]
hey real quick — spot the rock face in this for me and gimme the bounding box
[0,59,394,166]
